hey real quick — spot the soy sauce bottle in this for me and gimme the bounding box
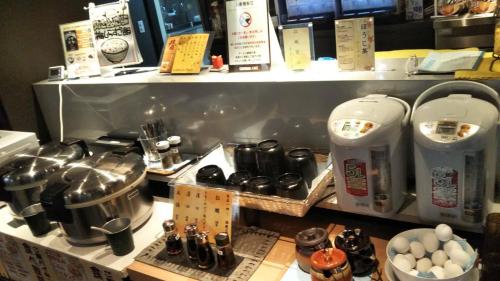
[215,232,236,270]
[196,231,215,269]
[163,219,183,256]
[185,223,198,262]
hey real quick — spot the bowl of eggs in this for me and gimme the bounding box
[386,224,477,281]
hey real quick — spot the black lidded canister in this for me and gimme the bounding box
[257,139,286,179]
[234,143,258,175]
[185,223,198,262]
[196,231,215,269]
[215,232,236,270]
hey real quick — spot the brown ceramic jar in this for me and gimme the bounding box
[310,248,352,281]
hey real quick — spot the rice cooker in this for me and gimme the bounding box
[412,81,499,228]
[40,148,153,244]
[327,94,410,217]
[0,139,88,219]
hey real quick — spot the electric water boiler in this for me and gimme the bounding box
[327,94,410,217]
[412,81,500,228]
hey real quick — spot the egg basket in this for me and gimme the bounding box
[386,228,477,281]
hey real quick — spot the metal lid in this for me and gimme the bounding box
[215,232,230,247]
[184,223,198,236]
[167,136,181,145]
[163,219,177,234]
[46,151,146,207]
[156,141,170,150]
[196,231,210,244]
[2,142,85,190]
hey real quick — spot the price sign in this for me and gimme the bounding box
[173,185,233,243]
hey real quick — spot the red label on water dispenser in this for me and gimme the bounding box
[344,159,368,196]
[431,167,458,208]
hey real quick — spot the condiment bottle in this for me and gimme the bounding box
[215,232,236,270]
[163,219,183,256]
[334,228,376,276]
[167,136,183,164]
[156,140,173,169]
[310,248,352,281]
[196,231,215,269]
[185,223,198,262]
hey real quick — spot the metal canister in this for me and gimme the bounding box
[310,248,352,281]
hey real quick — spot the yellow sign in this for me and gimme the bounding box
[173,185,233,243]
[159,33,210,74]
[283,27,312,70]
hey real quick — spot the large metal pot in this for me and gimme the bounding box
[0,139,88,219]
[40,148,153,245]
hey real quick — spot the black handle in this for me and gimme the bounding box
[0,166,13,202]
[40,182,73,223]
[61,138,90,157]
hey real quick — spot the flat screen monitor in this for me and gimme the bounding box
[275,0,337,24]
[340,0,396,15]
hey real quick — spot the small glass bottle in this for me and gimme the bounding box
[215,232,236,270]
[196,231,215,269]
[167,136,183,164]
[163,219,183,256]
[156,140,173,169]
[184,223,198,262]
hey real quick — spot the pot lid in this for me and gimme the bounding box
[310,248,347,270]
[334,228,371,253]
[295,227,329,248]
[47,151,146,206]
[2,142,86,189]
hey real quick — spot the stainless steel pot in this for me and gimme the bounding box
[0,139,88,219]
[41,148,153,244]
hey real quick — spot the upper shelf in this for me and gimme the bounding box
[34,58,454,86]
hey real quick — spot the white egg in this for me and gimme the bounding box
[393,254,412,273]
[444,260,453,268]
[435,224,453,242]
[422,232,439,253]
[409,269,419,276]
[404,253,417,269]
[410,241,426,259]
[393,236,410,253]
[449,248,471,269]
[444,240,462,255]
[416,258,433,273]
[431,250,448,267]
[444,262,464,278]
[430,266,445,279]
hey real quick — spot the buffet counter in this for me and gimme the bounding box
[0,198,173,281]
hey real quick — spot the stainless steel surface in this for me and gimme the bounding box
[434,14,495,49]
[1,142,86,217]
[44,151,154,244]
[58,177,153,244]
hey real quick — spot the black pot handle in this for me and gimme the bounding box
[40,182,73,224]
[61,138,90,157]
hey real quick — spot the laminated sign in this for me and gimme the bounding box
[89,1,143,67]
[335,17,375,71]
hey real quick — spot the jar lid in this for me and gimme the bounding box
[163,219,176,233]
[184,223,198,235]
[156,141,170,150]
[215,232,230,246]
[334,228,370,253]
[310,248,347,270]
[295,227,329,247]
[167,136,181,145]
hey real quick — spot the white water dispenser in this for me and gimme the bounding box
[412,81,500,228]
[328,94,410,217]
